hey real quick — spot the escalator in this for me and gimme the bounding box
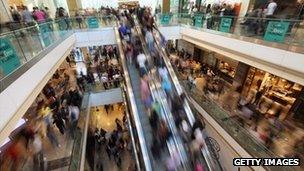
[114,27,164,171]
[151,20,224,171]
[132,20,191,170]
[115,18,189,170]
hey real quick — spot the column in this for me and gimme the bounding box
[233,62,250,89]
[0,0,13,23]
[66,0,80,14]
[162,0,170,13]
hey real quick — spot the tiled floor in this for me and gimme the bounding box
[88,104,135,171]
[90,104,124,133]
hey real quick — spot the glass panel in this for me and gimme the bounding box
[0,33,26,79]
[156,13,304,53]
[14,25,44,60]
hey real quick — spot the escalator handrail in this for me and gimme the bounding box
[152,27,223,171]
[78,93,91,171]
[121,86,141,171]
[114,26,152,171]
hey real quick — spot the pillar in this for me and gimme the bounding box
[66,0,81,15]
[0,0,13,23]
[162,0,170,13]
[233,62,250,89]
[239,0,251,17]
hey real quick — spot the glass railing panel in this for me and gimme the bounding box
[0,32,27,79]
[156,13,304,53]
[15,25,44,60]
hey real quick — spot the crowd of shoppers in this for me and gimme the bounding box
[1,67,82,170]
[117,6,210,170]
[86,110,129,170]
[169,42,304,163]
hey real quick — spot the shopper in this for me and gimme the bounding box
[140,74,152,109]
[69,104,80,138]
[33,7,46,23]
[21,6,34,26]
[137,50,148,76]
[46,125,60,148]
[265,0,277,17]
[145,27,155,53]
[53,108,66,135]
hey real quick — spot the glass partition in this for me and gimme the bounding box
[0,15,116,87]
[156,13,304,53]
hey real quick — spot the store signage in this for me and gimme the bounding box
[39,23,52,47]
[264,21,290,43]
[0,38,21,76]
[87,17,99,28]
[219,17,232,33]
[194,15,204,28]
[161,14,171,25]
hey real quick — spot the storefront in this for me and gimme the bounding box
[197,47,238,83]
[242,66,303,120]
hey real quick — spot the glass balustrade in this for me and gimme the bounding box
[156,13,304,53]
[0,15,116,84]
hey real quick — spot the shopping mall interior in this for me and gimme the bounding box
[0,0,304,171]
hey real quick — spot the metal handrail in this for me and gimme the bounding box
[121,85,141,171]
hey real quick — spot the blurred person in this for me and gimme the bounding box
[104,104,110,114]
[6,138,27,170]
[33,7,46,23]
[253,87,266,105]
[47,124,60,147]
[221,86,242,113]
[149,109,159,130]
[161,77,172,96]
[151,138,161,159]
[145,27,154,53]
[115,118,123,131]
[140,74,152,109]
[101,72,109,90]
[10,6,21,22]
[158,120,170,147]
[137,50,148,76]
[158,63,169,80]
[32,134,43,170]
[119,22,129,40]
[44,7,52,20]
[125,41,134,65]
[53,108,66,135]
[75,11,84,29]
[69,103,80,138]
[21,6,34,26]
[265,0,277,17]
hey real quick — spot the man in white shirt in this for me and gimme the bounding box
[137,51,147,76]
[265,0,277,16]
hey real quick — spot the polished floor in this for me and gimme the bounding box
[87,104,135,171]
